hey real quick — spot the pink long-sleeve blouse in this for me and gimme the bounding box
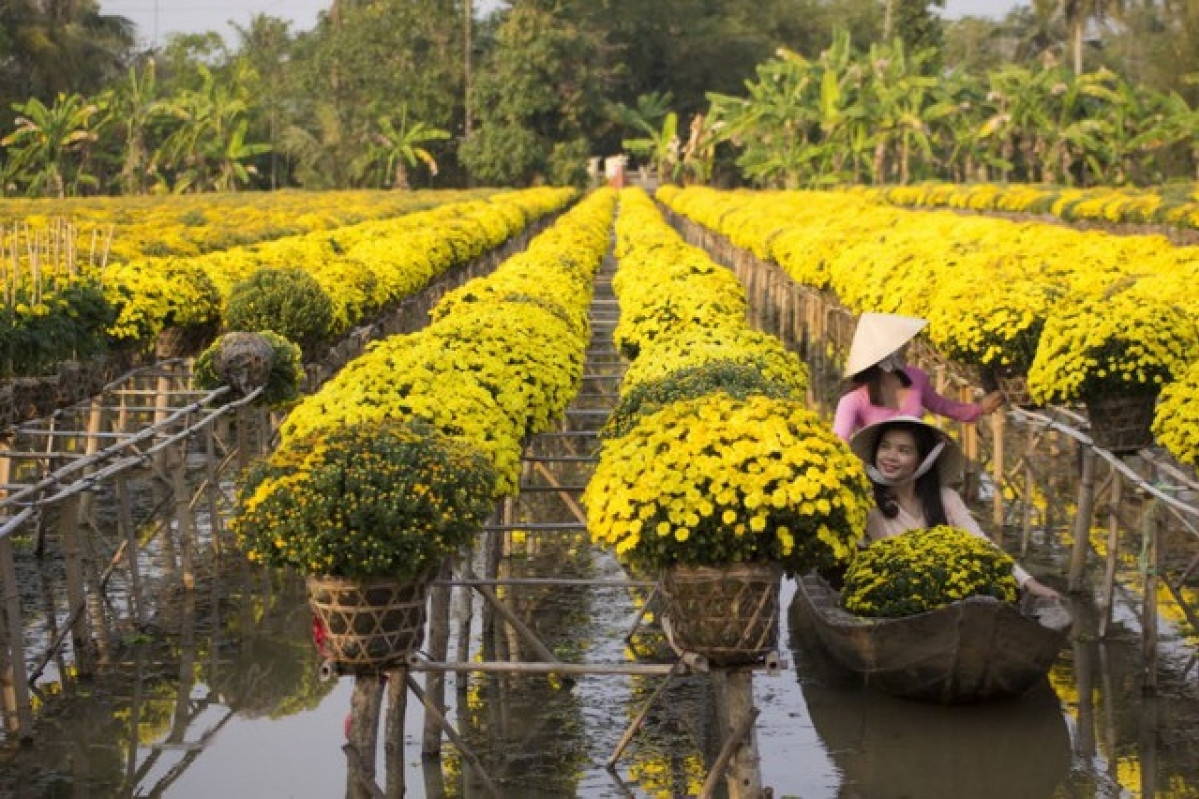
[832,365,983,442]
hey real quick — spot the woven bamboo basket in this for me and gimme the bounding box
[1084,392,1157,454]
[307,575,429,673]
[658,562,782,666]
[997,372,1037,409]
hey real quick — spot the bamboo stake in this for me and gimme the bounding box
[1099,471,1123,638]
[1141,496,1161,692]
[346,676,386,799]
[422,558,452,756]
[1069,446,1098,592]
[991,408,1005,529]
[384,668,407,798]
[58,492,95,677]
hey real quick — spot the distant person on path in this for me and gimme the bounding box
[832,312,1003,442]
[850,416,1060,599]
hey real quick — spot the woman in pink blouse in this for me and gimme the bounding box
[850,416,1059,599]
[833,313,1003,441]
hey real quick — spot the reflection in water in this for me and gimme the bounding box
[789,591,1072,799]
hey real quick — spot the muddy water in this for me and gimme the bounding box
[4,292,1199,795]
[3,444,1199,797]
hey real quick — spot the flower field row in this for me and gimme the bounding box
[0,188,500,263]
[103,187,576,348]
[278,188,616,493]
[231,188,616,578]
[0,188,570,379]
[857,182,1199,233]
[584,188,871,575]
[657,185,1199,468]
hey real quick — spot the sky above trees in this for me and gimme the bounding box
[101,0,1021,43]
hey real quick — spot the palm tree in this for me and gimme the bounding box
[1,91,101,196]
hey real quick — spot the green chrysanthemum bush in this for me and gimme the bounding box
[1027,280,1199,405]
[1153,361,1199,468]
[225,267,336,357]
[232,419,496,580]
[585,394,871,574]
[841,525,1019,618]
[193,330,304,407]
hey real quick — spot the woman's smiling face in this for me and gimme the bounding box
[875,428,920,483]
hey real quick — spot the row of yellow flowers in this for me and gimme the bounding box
[103,187,575,345]
[232,189,617,579]
[0,188,498,263]
[584,188,871,576]
[657,185,1199,468]
[859,182,1199,233]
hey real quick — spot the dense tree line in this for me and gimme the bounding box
[0,0,1196,195]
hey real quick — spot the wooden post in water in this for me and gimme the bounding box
[1141,495,1161,693]
[1099,472,1123,638]
[57,492,95,677]
[1020,426,1036,557]
[345,675,385,799]
[991,409,1005,529]
[1069,445,1098,592]
[170,423,196,591]
[724,671,763,799]
[422,559,452,756]
[384,668,408,798]
[0,453,35,741]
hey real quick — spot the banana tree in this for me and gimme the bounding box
[621,110,679,184]
[1,92,102,197]
[156,61,267,192]
[99,60,166,195]
[358,106,450,189]
[1040,67,1123,184]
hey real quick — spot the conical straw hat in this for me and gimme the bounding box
[849,415,966,486]
[843,313,928,377]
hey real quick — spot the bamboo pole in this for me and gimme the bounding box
[171,442,195,591]
[1141,496,1160,692]
[346,676,386,799]
[58,492,95,677]
[384,668,408,798]
[991,409,1005,529]
[1069,446,1098,592]
[422,559,452,756]
[1099,472,1123,638]
[722,670,764,799]
[0,455,34,741]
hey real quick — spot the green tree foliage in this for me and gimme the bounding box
[460,0,607,186]
[1,91,101,196]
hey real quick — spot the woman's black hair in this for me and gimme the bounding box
[870,420,948,526]
[847,364,913,407]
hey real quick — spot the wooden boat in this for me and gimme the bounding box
[794,571,1073,704]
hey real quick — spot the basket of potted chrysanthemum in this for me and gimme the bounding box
[232,418,496,672]
[584,393,871,664]
[1027,278,1199,453]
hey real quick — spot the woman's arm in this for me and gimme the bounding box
[907,366,986,423]
[940,488,1059,596]
[832,391,862,442]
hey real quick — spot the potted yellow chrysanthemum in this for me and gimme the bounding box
[1027,280,1199,453]
[232,419,496,672]
[585,393,871,664]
